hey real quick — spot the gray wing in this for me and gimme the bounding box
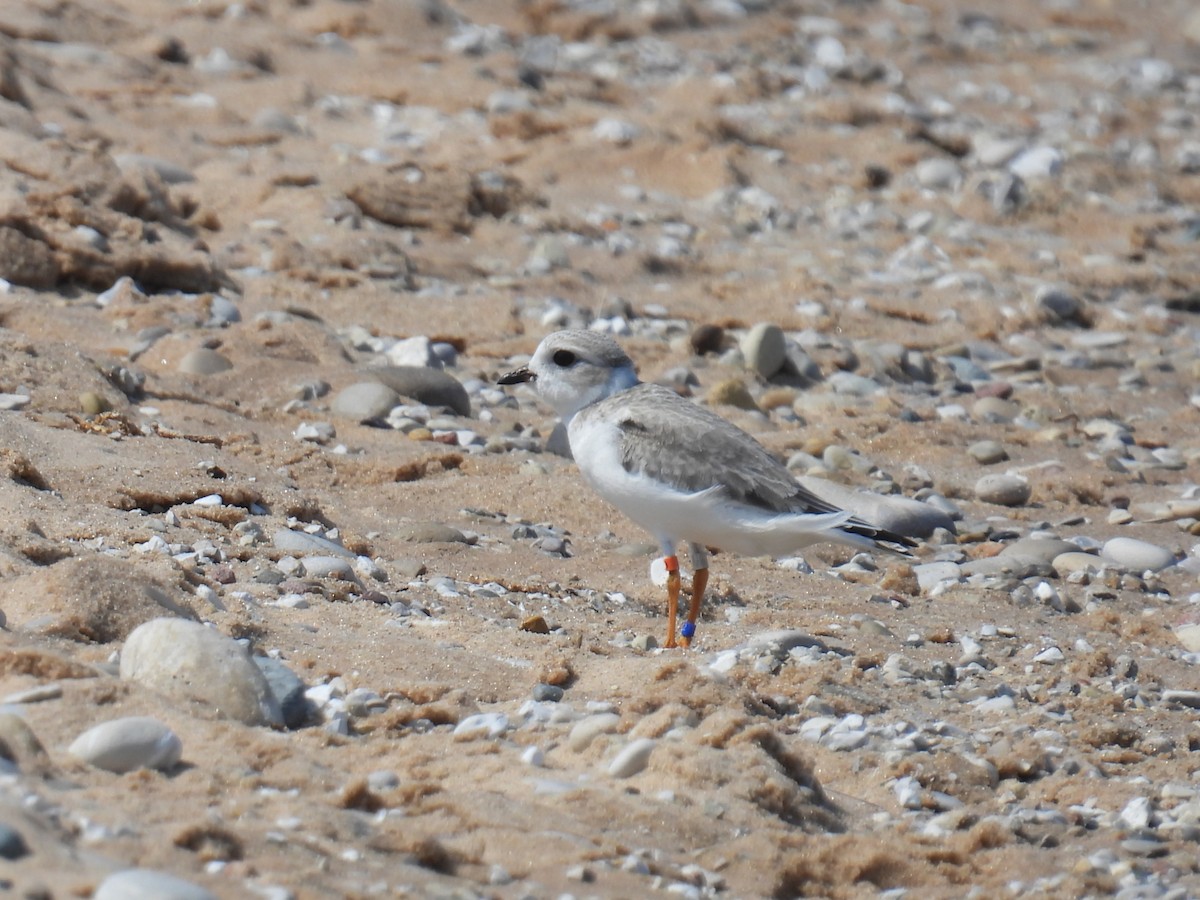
[589,383,842,515]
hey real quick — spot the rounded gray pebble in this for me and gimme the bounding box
[1100,537,1176,573]
[120,618,283,727]
[273,529,354,558]
[367,366,471,416]
[68,716,182,773]
[394,522,468,544]
[608,737,656,778]
[331,382,401,421]
[94,869,217,900]
[740,322,786,379]
[532,683,564,702]
[974,474,1031,507]
[967,440,1009,464]
[178,348,233,376]
[300,555,356,579]
[0,822,29,860]
[254,657,311,729]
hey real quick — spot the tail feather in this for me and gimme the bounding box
[840,520,918,558]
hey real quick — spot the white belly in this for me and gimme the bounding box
[567,416,860,557]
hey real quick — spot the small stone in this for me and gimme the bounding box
[254,657,310,728]
[79,391,113,415]
[366,366,471,416]
[68,716,182,773]
[453,712,509,739]
[608,737,656,778]
[975,474,1031,507]
[915,157,962,190]
[913,561,962,593]
[0,823,29,860]
[568,712,621,752]
[300,556,355,579]
[178,348,233,376]
[971,397,1019,424]
[740,323,787,378]
[690,324,725,355]
[120,618,283,727]
[331,382,400,422]
[707,379,759,411]
[1052,551,1104,578]
[93,869,217,900]
[393,522,468,544]
[967,440,1008,464]
[531,683,563,702]
[1009,146,1063,180]
[1100,537,1175,572]
[520,614,550,634]
[273,529,354,558]
[630,634,658,651]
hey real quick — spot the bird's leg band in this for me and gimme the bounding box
[680,566,708,648]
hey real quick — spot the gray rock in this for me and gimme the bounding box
[568,712,621,752]
[1009,146,1063,180]
[273,529,355,558]
[94,869,217,900]
[913,561,963,592]
[968,440,1008,464]
[1101,537,1176,573]
[120,618,283,727]
[1052,551,1104,578]
[366,366,471,416]
[915,157,962,190]
[971,397,1019,423]
[975,474,1031,507]
[1035,285,1084,324]
[0,822,29,860]
[740,323,787,379]
[331,382,401,422]
[68,716,182,773]
[608,737,656,778]
[300,555,356,579]
[797,477,955,538]
[999,538,1079,567]
[254,657,311,728]
[385,336,442,368]
[178,348,233,375]
[393,522,468,544]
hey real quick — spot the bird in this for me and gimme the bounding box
[498,329,916,649]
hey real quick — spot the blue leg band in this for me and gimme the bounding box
[681,621,696,639]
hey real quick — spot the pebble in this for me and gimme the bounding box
[453,712,510,739]
[915,157,962,190]
[120,618,283,727]
[299,555,355,579]
[607,737,656,778]
[0,823,29,860]
[254,657,310,728]
[93,869,217,900]
[331,382,400,421]
[1052,551,1104,578]
[68,716,182,773]
[740,323,787,378]
[1100,537,1176,572]
[568,712,621,752]
[178,348,233,375]
[394,522,468,543]
[273,529,355,558]
[913,561,963,593]
[1008,145,1063,180]
[974,474,1031,507]
[967,440,1008,464]
[707,378,759,411]
[366,366,471,416]
[0,713,50,773]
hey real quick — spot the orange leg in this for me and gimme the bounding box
[679,567,708,649]
[663,555,681,649]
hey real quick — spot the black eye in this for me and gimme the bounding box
[552,349,577,367]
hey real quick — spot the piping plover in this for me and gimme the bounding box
[499,330,916,648]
